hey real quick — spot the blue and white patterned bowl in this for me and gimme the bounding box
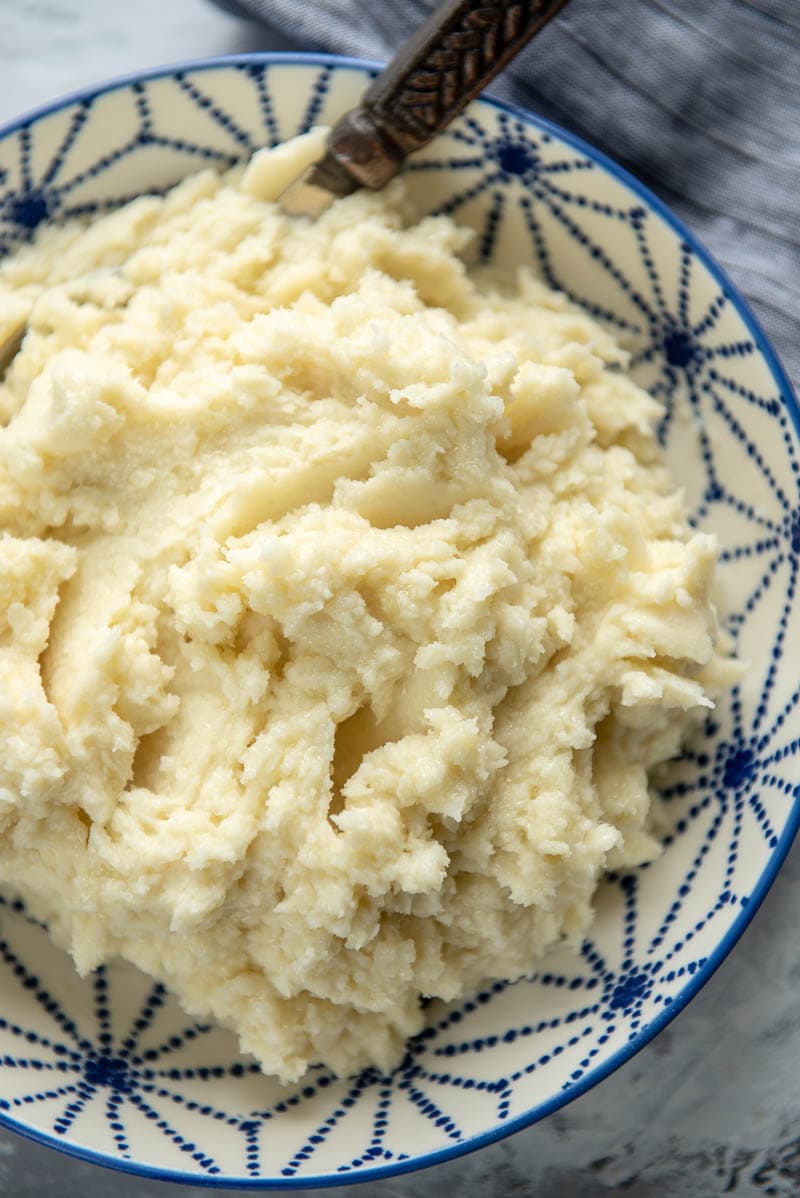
[1,53,798,1188]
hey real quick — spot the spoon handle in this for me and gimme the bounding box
[306,0,571,197]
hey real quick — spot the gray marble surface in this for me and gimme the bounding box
[1,3,799,1195]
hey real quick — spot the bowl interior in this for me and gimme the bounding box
[0,55,798,1187]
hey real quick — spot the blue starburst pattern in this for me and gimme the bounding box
[0,55,798,1186]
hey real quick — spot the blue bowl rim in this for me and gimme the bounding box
[0,48,798,1190]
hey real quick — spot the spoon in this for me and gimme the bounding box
[0,0,570,378]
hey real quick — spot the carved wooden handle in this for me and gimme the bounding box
[307,0,571,197]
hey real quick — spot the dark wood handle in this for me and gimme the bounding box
[307,0,571,197]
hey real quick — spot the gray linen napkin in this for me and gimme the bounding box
[215,0,799,392]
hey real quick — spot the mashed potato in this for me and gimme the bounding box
[0,135,732,1082]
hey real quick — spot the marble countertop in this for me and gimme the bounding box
[2,3,800,1196]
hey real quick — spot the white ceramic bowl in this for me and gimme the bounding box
[0,53,798,1188]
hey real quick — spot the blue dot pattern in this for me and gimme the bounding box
[0,57,798,1186]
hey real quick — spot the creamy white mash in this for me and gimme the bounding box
[0,134,733,1082]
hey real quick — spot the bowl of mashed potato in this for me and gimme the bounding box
[0,53,797,1187]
